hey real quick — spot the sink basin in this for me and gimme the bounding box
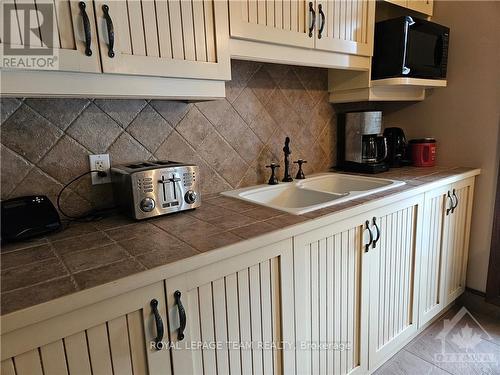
[222,173,405,215]
[300,174,401,196]
[239,185,347,210]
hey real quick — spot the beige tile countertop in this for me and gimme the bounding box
[0,166,478,315]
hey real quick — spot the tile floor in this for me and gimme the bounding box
[375,303,500,375]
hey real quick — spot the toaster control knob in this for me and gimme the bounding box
[184,190,197,204]
[140,197,156,212]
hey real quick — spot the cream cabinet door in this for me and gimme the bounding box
[94,0,230,79]
[1,282,171,375]
[407,0,433,16]
[294,215,370,375]
[443,178,475,304]
[0,0,101,72]
[229,0,314,48]
[315,0,375,56]
[368,194,423,370]
[165,239,295,375]
[418,185,450,328]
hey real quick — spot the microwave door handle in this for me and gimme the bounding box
[402,17,414,75]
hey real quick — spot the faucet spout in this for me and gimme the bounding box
[282,137,293,182]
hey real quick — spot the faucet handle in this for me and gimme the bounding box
[265,163,280,185]
[293,159,307,179]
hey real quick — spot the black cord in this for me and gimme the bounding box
[56,169,110,221]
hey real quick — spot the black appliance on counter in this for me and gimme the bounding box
[384,127,411,167]
[337,111,389,174]
[1,195,61,243]
[372,16,450,80]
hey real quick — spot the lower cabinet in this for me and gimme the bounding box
[1,282,171,375]
[294,214,369,375]
[418,178,475,328]
[0,177,477,375]
[165,239,295,375]
[367,196,422,369]
[293,194,422,374]
[443,178,474,304]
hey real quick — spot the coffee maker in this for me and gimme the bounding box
[337,111,389,174]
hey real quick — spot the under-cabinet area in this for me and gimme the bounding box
[0,168,479,374]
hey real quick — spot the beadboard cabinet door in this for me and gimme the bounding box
[418,185,450,327]
[165,239,295,375]
[94,0,230,80]
[229,0,314,48]
[293,215,370,375]
[368,195,423,370]
[315,0,375,56]
[443,178,475,305]
[0,0,101,72]
[1,282,171,375]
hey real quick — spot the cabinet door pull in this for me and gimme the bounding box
[364,220,373,252]
[446,190,453,215]
[318,3,325,39]
[102,4,115,58]
[174,290,187,341]
[451,188,459,213]
[372,217,380,248]
[150,299,164,349]
[308,2,316,38]
[79,2,92,56]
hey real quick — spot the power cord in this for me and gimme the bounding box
[57,170,114,221]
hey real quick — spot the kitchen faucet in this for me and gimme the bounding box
[282,137,293,182]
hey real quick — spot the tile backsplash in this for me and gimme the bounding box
[0,60,336,216]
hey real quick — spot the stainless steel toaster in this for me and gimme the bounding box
[111,161,201,220]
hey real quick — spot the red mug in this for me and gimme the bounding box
[410,138,436,167]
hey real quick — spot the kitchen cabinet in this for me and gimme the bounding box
[406,0,434,16]
[229,0,313,49]
[294,194,422,373]
[0,172,478,375]
[94,0,230,80]
[315,0,375,56]
[418,178,475,328]
[383,0,434,16]
[368,195,422,369]
[229,0,374,69]
[165,239,295,375]
[418,185,450,327]
[0,0,101,73]
[294,214,370,375]
[443,178,475,304]
[1,0,229,98]
[1,282,171,375]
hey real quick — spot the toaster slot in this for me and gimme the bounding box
[158,173,181,208]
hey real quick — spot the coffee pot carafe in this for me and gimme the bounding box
[362,134,388,164]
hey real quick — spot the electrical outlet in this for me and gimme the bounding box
[89,154,111,185]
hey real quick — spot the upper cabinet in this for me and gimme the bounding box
[1,0,230,98]
[0,0,101,73]
[385,0,434,16]
[228,0,375,70]
[94,0,230,80]
[229,0,313,48]
[315,0,375,56]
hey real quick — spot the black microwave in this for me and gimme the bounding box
[372,16,450,80]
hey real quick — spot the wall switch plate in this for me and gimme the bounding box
[89,154,111,185]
